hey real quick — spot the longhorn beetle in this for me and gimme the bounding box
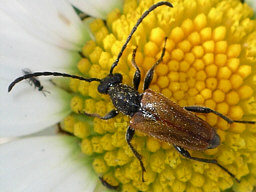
[8,1,256,184]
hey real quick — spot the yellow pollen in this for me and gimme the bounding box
[144,41,159,57]
[200,28,212,42]
[213,26,226,41]
[170,27,184,43]
[178,40,192,52]
[61,0,256,191]
[188,32,201,45]
[81,139,93,155]
[203,40,214,53]
[93,157,109,174]
[70,96,83,113]
[171,49,184,61]
[227,44,241,58]
[194,13,207,31]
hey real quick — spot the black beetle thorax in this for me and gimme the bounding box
[108,84,141,116]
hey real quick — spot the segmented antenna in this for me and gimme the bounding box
[8,72,101,92]
[109,1,173,74]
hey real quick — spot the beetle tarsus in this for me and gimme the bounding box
[78,109,118,120]
[99,177,120,190]
[184,106,256,125]
[173,145,240,183]
[126,126,146,182]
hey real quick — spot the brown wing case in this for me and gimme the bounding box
[130,89,217,151]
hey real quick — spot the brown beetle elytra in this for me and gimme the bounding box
[8,1,255,185]
[131,89,220,151]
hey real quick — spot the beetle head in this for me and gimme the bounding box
[98,73,123,94]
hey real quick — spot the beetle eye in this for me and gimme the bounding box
[98,83,108,94]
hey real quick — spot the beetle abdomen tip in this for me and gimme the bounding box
[208,133,220,149]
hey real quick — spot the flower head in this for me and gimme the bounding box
[62,0,256,191]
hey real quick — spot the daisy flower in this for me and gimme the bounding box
[1,0,256,191]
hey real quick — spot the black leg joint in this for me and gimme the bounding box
[126,126,135,143]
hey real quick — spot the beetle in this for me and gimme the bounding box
[8,1,255,184]
[22,68,50,96]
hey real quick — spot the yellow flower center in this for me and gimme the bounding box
[61,0,256,191]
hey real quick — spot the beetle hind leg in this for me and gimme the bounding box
[173,145,240,183]
[184,106,256,124]
[126,126,146,182]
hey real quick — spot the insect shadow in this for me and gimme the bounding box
[22,68,50,96]
[8,1,255,185]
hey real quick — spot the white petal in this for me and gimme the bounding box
[0,12,81,73]
[0,78,71,137]
[69,0,123,19]
[0,136,98,192]
[0,0,90,50]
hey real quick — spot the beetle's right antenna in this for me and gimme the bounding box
[8,72,101,92]
[109,1,173,74]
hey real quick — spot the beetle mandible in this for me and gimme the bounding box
[8,1,255,183]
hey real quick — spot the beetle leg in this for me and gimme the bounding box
[99,177,120,190]
[143,37,168,91]
[131,46,141,91]
[173,145,240,182]
[184,106,256,124]
[79,109,118,120]
[126,126,146,182]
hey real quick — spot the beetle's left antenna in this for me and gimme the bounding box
[109,1,173,74]
[8,72,101,92]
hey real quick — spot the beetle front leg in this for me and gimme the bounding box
[184,106,256,124]
[79,109,118,120]
[173,145,240,182]
[126,126,146,182]
[131,46,141,91]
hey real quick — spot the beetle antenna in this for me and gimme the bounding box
[8,72,101,92]
[109,1,173,74]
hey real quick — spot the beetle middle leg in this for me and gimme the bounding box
[143,37,168,91]
[79,109,118,120]
[131,46,141,91]
[184,106,256,124]
[173,145,240,182]
[126,126,146,182]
